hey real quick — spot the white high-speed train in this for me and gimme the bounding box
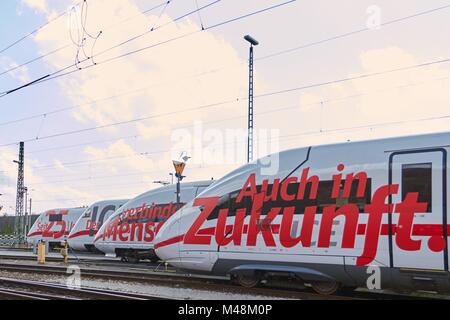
[27,207,86,248]
[67,199,128,252]
[94,180,213,263]
[155,132,450,294]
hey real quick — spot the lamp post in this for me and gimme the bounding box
[173,163,185,206]
[172,152,190,208]
[244,35,259,163]
[28,198,32,237]
[23,187,28,237]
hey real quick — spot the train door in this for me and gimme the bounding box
[388,149,448,271]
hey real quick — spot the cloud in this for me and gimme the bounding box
[0,56,31,83]
[20,1,450,213]
[22,0,49,14]
[83,139,157,174]
[278,46,450,151]
[136,122,171,140]
[15,0,250,212]
[0,146,96,215]
[31,0,248,130]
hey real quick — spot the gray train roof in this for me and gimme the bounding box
[37,207,87,215]
[98,180,214,225]
[198,130,450,198]
[84,199,129,208]
[123,180,214,203]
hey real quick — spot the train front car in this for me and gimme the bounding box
[68,199,128,252]
[94,181,213,263]
[156,132,450,295]
[27,207,86,249]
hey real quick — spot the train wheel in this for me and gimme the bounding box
[236,274,261,288]
[127,256,140,264]
[311,281,340,295]
[339,286,358,294]
[120,257,128,263]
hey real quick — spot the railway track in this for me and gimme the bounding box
[0,261,355,300]
[0,261,438,300]
[0,277,176,300]
[0,252,122,264]
[0,253,169,271]
[0,288,68,300]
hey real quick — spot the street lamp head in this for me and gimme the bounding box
[244,35,259,46]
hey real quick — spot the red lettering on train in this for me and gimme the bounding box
[318,204,359,249]
[184,197,219,245]
[246,193,280,247]
[95,202,182,243]
[394,193,427,251]
[180,166,438,266]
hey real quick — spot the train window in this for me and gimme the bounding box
[207,194,231,220]
[49,214,63,222]
[348,178,372,212]
[206,177,373,220]
[316,181,335,213]
[83,210,91,218]
[402,163,432,212]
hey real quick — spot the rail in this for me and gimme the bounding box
[0,277,176,300]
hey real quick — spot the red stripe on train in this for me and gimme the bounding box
[154,235,184,249]
[68,230,94,239]
[154,223,450,249]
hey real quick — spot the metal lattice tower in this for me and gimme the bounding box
[247,45,255,163]
[14,142,25,237]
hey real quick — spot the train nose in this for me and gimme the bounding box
[155,241,180,265]
[93,237,108,254]
[154,209,183,266]
[67,236,83,251]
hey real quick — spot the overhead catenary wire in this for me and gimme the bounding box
[0,0,448,119]
[256,57,450,98]
[0,44,72,78]
[257,2,450,62]
[30,169,174,186]
[0,5,70,55]
[22,66,450,157]
[25,72,450,174]
[70,0,103,69]
[24,109,450,188]
[2,1,450,206]
[0,0,295,97]
[0,84,170,127]
[26,135,139,154]
[0,0,172,78]
[0,0,222,94]
[17,0,222,87]
[2,74,51,96]
[194,0,205,30]
[2,54,450,148]
[26,163,227,202]
[1,1,449,127]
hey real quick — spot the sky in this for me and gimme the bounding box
[1,0,450,214]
